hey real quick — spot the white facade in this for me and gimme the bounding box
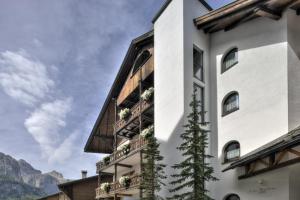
[154,0,300,199]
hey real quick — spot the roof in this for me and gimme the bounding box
[194,0,300,33]
[58,175,99,188]
[152,0,213,23]
[84,30,154,153]
[36,193,60,200]
[223,126,300,172]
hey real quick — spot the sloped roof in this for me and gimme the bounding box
[194,0,300,33]
[152,0,213,23]
[84,30,154,153]
[223,126,300,172]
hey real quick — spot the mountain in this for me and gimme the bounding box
[0,152,68,200]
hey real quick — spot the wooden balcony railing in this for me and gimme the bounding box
[96,137,147,173]
[95,174,141,199]
[115,100,153,134]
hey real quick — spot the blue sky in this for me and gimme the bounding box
[0,0,232,179]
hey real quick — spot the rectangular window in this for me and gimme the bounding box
[193,46,204,81]
[194,83,205,122]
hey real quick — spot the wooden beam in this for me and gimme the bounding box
[258,159,269,167]
[275,150,287,165]
[224,10,256,31]
[288,148,300,157]
[116,163,132,168]
[255,6,281,20]
[239,157,300,179]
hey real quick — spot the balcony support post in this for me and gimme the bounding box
[114,164,117,200]
[140,150,143,199]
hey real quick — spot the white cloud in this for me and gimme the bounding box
[24,98,73,163]
[0,50,54,106]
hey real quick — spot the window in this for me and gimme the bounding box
[193,46,204,81]
[194,83,204,122]
[132,50,151,75]
[222,92,239,116]
[222,48,238,73]
[225,194,240,200]
[224,142,240,163]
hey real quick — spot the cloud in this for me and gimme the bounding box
[24,98,73,163]
[0,50,54,106]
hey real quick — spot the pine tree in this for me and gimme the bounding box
[140,128,167,200]
[168,91,218,200]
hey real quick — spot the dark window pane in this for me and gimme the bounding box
[194,84,204,122]
[223,93,239,115]
[225,142,240,162]
[222,48,238,72]
[193,47,203,81]
[226,194,240,200]
[132,50,151,74]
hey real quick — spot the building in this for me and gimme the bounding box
[84,0,300,199]
[37,173,112,200]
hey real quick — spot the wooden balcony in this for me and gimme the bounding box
[95,174,141,199]
[96,137,147,173]
[115,100,153,137]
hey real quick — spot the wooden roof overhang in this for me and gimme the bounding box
[223,127,300,179]
[194,0,300,33]
[84,31,154,154]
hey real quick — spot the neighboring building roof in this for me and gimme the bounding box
[223,126,300,172]
[58,175,98,188]
[84,30,154,153]
[152,0,213,23]
[36,193,60,200]
[194,0,300,33]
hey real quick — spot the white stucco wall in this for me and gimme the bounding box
[154,0,185,196]
[209,14,289,199]
[154,0,210,197]
[287,10,300,131]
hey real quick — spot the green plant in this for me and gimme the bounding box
[103,156,110,165]
[168,90,218,200]
[140,125,154,139]
[118,108,131,120]
[100,183,111,193]
[119,176,131,189]
[141,87,154,101]
[141,133,166,200]
[121,144,131,155]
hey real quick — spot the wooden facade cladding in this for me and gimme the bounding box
[238,145,300,179]
[117,48,154,106]
[96,137,147,173]
[95,174,141,199]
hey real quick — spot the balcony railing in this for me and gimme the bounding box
[115,100,153,134]
[97,137,147,173]
[96,174,141,199]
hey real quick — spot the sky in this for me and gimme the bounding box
[0,0,233,179]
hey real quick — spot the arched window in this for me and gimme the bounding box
[224,142,240,163]
[222,48,238,73]
[132,50,151,75]
[225,194,240,200]
[222,92,239,116]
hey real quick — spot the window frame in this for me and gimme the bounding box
[193,45,204,82]
[221,47,238,74]
[223,141,240,164]
[224,194,240,200]
[132,50,151,76]
[193,83,205,123]
[222,91,239,117]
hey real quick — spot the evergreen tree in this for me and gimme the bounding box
[168,91,218,200]
[140,126,167,200]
